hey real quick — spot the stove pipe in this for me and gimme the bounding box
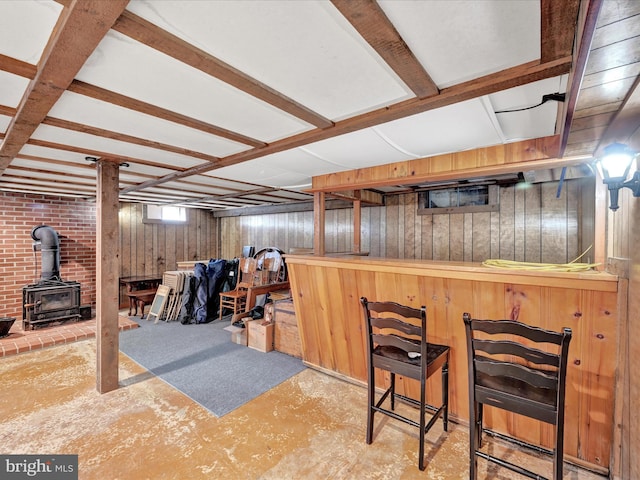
[31,225,61,281]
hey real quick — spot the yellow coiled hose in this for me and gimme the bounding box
[482,247,599,272]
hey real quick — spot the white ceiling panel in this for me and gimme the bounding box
[490,76,568,141]
[247,148,343,178]
[0,0,62,64]
[48,91,251,158]
[496,105,560,142]
[0,182,90,196]
[303,128,415,170]
[137,185,205,198]
[260,172,315,190]
[374,99,504,158]
[17,145,175,179]
[379,0,540,87]
[118,173,155,183]
[18,144,97,165]
[118,163,176,178]
[212,155,316,190]
[120,191,186,202]
[126,0,414,120]
[6,169,95,187]
[11,158,95,177]
[211,147,362,189]
[76,30,313,142]
[160,182,228,196]
[489,76,568,111]
[32,124,205,169]
[0,71,30,108]
[185,175,257,190]
[0,114,12,134]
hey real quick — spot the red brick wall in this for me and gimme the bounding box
[0,192,96,321]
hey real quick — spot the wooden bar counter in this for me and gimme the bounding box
[285,254,620,473]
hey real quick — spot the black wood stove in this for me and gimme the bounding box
[22,225,81,330]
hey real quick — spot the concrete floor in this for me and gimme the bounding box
[0,339,606,480]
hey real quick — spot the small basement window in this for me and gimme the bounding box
[143,204,187,224]
[417,185,499,214]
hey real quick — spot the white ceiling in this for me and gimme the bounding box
[0,0,627,210]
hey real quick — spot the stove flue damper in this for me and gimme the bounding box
[22,225,81,330]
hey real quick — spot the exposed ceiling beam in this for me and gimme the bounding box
[212,58,573,168]
[112,11,333,130]
[541,0,581,62]
[0,53,36,79]
[122,56,572,193]
[8,152,244,199]
[16,153,98,171]
[0,105,16,117]
[331,0,438,98]
[26,138,190,171]
[67,80,266,149]
[558,0,603,157]
[168,187,280,206]
[2,173,96,189]
[0,184,92,196]
[42,117,222,164]
[8,164,95,180]
[0,0,130,173]
[212,198,357,217]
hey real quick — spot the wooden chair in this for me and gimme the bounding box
[463,313,572,480]
[219,258,256,321]
[360,297,449,471]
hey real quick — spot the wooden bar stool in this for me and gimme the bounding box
[360,297,449,471]
[463,313,572,480]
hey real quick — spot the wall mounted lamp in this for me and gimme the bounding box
[595,142,640,211]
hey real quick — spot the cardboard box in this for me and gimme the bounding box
[231,329,247,346]
[223,320,250,346]
[247,319,274,352]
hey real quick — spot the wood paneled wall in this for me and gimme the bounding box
[220,178,594,265]
[628,195,639,480]
[119,203,218,278]
[608,182,639,480]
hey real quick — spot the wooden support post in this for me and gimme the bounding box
[353,191,361,253]
[313,191,325,256]
[96,159,120,393]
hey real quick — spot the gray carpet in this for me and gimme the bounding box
[119,317,306,417]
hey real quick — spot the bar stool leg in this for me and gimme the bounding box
[469,400,479,480]
[390,373,396,410]
[366,363,375,444]
[554,416,565,480]
[419,376,426,471]
[442,361,449,431]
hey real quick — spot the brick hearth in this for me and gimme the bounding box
[0,316,138,357]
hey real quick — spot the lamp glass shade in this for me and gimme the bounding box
[598,143,634,180]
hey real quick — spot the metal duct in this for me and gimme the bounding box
[31,225,61,281]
